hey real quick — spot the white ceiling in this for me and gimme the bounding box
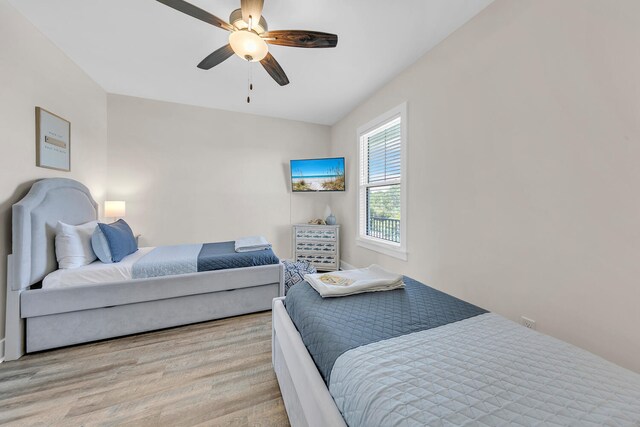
[10,0,493,125]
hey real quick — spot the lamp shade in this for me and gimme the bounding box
[229,30,268,62]
[105,201,126,218]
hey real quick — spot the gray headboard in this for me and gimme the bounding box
[11,178,98,290]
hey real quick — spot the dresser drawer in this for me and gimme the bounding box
[295,253,337,270]
[295,227,336,241]
[295,241,336,254]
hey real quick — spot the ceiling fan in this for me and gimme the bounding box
[156,0,338,87]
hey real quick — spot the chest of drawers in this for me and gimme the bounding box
[292,224,340,272]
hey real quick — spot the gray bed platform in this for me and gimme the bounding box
[4,178,284,360]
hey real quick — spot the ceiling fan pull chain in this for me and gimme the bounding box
[247,62,254,103]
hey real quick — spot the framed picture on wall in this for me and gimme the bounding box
[36,107,70,171]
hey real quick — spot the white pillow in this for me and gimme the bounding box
[55,220,99,269]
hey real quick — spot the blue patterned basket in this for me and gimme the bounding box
[283,260,317,295]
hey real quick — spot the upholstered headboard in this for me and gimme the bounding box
[11,178,98,290]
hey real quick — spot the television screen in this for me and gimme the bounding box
[290,157,345,192]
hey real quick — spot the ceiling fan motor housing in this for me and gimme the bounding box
[229,8,268,33]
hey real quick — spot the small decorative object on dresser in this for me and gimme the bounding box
[293,224,340,271]
[324,205,337,225]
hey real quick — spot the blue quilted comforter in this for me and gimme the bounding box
[284,277,486,385]
[132,241,279,279]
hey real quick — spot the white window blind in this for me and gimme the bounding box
[359,117,402,245]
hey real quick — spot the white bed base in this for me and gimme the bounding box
[271,297,346,427]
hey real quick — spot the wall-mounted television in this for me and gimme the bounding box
[290,157,345,192]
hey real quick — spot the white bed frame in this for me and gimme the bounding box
[4,178,284,361]
[271,297,346,427]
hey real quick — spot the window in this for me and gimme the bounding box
[357,103,407,260]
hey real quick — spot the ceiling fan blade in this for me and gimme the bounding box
[197,44,235,70]
[156,0,233,31]
[260,53,289,86]
[263,30,338,48]
[241,0,264,29]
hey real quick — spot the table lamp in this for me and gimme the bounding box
[104,201,126,221]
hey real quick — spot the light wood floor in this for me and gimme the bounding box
[0,312,290,426]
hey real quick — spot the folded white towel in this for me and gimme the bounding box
[304,264,404,298]
[235,236,272,253]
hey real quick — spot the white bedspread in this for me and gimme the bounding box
[42,247,155,289]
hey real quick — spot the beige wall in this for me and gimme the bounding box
[107,94,331,258]
[0,1,108,350]
[330,0,640,373]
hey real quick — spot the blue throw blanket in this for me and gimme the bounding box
[132,241,279,279]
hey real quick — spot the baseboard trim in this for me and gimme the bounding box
[0,338,5,363]
[340,260,357,270]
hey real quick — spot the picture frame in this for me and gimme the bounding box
[36,107,70,171]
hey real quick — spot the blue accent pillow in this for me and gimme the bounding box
[91,226,112,263]
[91,219,138,263]
[283,260,317,295]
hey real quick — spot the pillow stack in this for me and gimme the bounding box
[55,219,138,269]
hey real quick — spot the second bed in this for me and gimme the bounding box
[5,178,284,360]
[274,277,640,426]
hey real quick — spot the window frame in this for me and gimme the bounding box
[356,102,408,260]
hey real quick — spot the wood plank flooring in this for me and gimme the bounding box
[0,312,290,426]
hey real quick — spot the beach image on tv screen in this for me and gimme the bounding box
[291,158,345,191]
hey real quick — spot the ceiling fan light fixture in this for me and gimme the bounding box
[229,30,268,62]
